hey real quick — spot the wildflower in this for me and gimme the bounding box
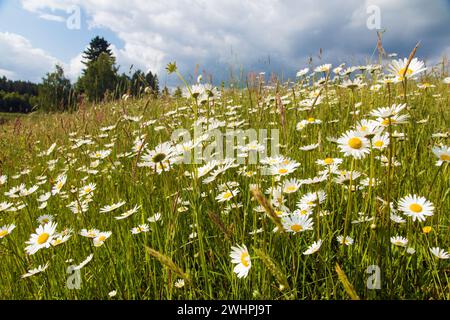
[430,247,450,259]
[230,244,251,278]
[432,145,450,166]
[389,58,426,81]
[148,213,162,223]
[37,214,54,225]
[298,190,326,208]
[282,214,314,233]
[370,104,406,118]
[216,189,239,203]
[296,68,309,77]
[270,161,300,176]
[398,194,434,222]
[51,174,67,195]
[337,235,354,246]
[316,157,343,167]
[282,178,302,194]
[93,231,112,247]
[80,183,96,197]
[73,254,94,270]
[100,200,126,213]
[337,130,370,159]
[115,205,141,220]
[131,224,150,234]
[79,228,100,238]
[372,133,390,150]
[314,64,332,73]
[174,279,185,288]
[0,224,16,239]
[303,240,322,255]
[21,263,49,278]
[108,290,117,298]
[390,236,408,247]
[422,226,432,234]
[25,222,58,255]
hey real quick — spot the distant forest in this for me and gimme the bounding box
[0,36,160,114]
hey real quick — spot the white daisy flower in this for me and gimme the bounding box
[100,200,126,213]
[432,145,450,166]
[337,130,370,159]
[0,224,16,239]
[25,222,58,255]
[93,231,112,247]
[398,194,434,222]
[216,189,239,203]
[430,247,450,259]
[131,224,150,234]
[337,235,354,246]
[303,240,322,255]
[390,235,408,247]
[21,263,49,278]
[230,244,251,278]
[388,58,426,80]
[282,214,314,233]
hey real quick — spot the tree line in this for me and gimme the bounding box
[1,36,160,113]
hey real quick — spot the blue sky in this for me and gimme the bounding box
[0,0,449,86]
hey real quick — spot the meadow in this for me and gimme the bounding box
[0,55,449,299]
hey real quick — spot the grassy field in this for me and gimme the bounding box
[0,58,449,300]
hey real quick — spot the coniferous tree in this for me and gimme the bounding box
[82,36,114,66]
[77,52,117,102]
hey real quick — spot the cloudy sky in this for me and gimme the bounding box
[0,0,449,86]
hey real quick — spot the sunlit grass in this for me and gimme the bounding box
[0,60,449,300]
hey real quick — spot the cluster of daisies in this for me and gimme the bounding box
[0,54,448,292]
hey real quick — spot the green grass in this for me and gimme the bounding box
[0,64,449,300]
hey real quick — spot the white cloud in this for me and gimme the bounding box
[14,0,450,83]
[0,32,58,82]
[66,53,84,81]
[0,32,84,82]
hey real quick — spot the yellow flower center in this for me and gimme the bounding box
[37,233,49,245]
[324,157,334,165]
[223,191,233,200]
[360,126,367,132]
[398,67,413,78]
[348,137,362,149]
[291,224,303,232]
[41,218,49,224]
[240,252,250,267]
[275,210,283,216]
[299,210,308,215]
[278,168,288,175]
[98,235,106,242]
[382,118,396,126]
[374,140,384,148]
[440,154,450,161]
[285,186,297,192]
[0,230,8,237]
[307,117,315,123]
[409,203,423,213]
